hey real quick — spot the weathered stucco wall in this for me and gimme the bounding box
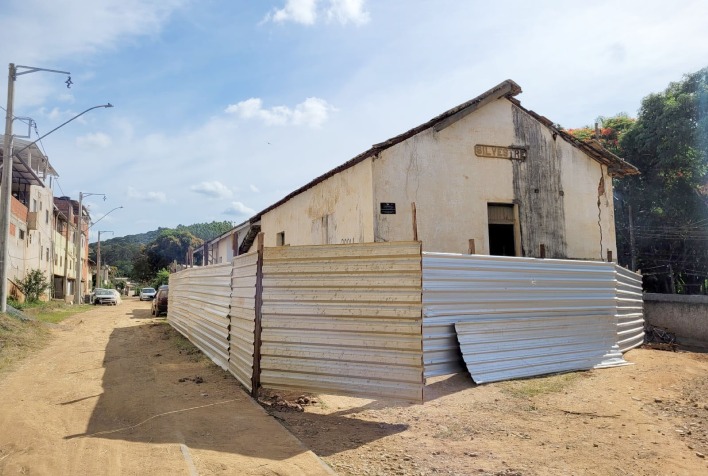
[260,158,375,247]
[644,293,708,349]
[372,99,515,253]
[370,98,617,258]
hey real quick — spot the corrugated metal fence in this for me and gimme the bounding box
[169,242,643,400]
[259,242,423,401]
[615,264,644,352]
[228,252,258,391]
[168,262,233,370]
[422,253,641,380]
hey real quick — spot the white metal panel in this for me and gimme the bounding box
[260,242,424,402]
[423,253,624,378]
[229,252,258,391]
[168,263,233,370]
[615,265,644,352]
[455,314,620,383]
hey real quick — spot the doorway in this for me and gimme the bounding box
[488,204,518,256]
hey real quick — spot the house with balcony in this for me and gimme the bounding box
[54,196,91,301]
[0,136,58,301]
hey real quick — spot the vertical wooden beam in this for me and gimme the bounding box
[539,244,546,259]
[232,231,239,257]
[411,202,418,242]
[468,239,475,254]
[251,232,265,398]
[607,249,613,263]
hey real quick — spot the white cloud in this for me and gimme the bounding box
[264,0,369,25]
[249,184,260,193]
[225,97,335,128]
[268,0,318,25]
[190,181,234,199]
[326,0,369,25]
[224,201,256,216]
[76,132,112,148]
[127,186,167,203]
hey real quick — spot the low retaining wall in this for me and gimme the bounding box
[644,293,708,349]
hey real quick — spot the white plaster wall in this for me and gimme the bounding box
[372,99,517,254]
[371,98,618,258]
[560,145,617,260]
[260,158,375,247]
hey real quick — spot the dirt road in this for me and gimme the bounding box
[266,349,708,476]
[0,299,333,475]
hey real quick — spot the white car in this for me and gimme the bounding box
[91,288,117,305]
[139,287,157,301]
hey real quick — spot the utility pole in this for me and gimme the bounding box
[0,64,16,312]
[74,192,85,304]
[96,230,113,288]
[0,63,72,312]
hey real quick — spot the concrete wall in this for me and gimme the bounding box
[8,196,29,287]
[260,157,375,247]
[644,293,708,349]
[371,98,617,259]
[27,184,55,297]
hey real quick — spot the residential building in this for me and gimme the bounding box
[0,136,58,301]
[54,196,91,300]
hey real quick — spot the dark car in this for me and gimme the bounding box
[151,286,168,316]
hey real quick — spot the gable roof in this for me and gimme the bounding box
[237,79,639,230]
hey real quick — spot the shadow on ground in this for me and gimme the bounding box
[63,321,394,460]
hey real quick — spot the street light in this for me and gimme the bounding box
[96,230,113,288]
[74,203,123,301]
[0,62,112,312]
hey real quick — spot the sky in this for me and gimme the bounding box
[1,0,707,241]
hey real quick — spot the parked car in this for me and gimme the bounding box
[139,287,157,301]
[91,288,117,306]
[151,286,169,316]
[111,289,122,305]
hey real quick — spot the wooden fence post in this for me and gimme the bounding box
[411,202,418,242]
[251,232,265,397]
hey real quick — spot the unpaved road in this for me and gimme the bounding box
[266,349,708,476]
[0,299,333,475]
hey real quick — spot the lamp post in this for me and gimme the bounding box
[74,192,105,304]
[0,62,112,312]
[96,230,113,288]
[1,63,71,312]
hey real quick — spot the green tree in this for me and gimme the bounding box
[17,269,51,303]
[617,68,708,293]
[145,229,203,272]
[130,246,153,283]
[152,268,170,289]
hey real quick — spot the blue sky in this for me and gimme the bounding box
[1,0,707,240]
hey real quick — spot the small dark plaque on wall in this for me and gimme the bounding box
[380,202,396,214]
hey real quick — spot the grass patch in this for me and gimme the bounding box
[19,301,93,324]
[0,312,50,374]
[499,372,582,399]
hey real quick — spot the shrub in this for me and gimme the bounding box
[17,269,50,303]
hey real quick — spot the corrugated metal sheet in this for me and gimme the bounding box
[168,263,233,370]
[423,253,624,379]
[228,253,258,391]
[259,242,424,402]
[615,265,645,352]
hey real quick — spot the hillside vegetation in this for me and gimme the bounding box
[88,220,234,280]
